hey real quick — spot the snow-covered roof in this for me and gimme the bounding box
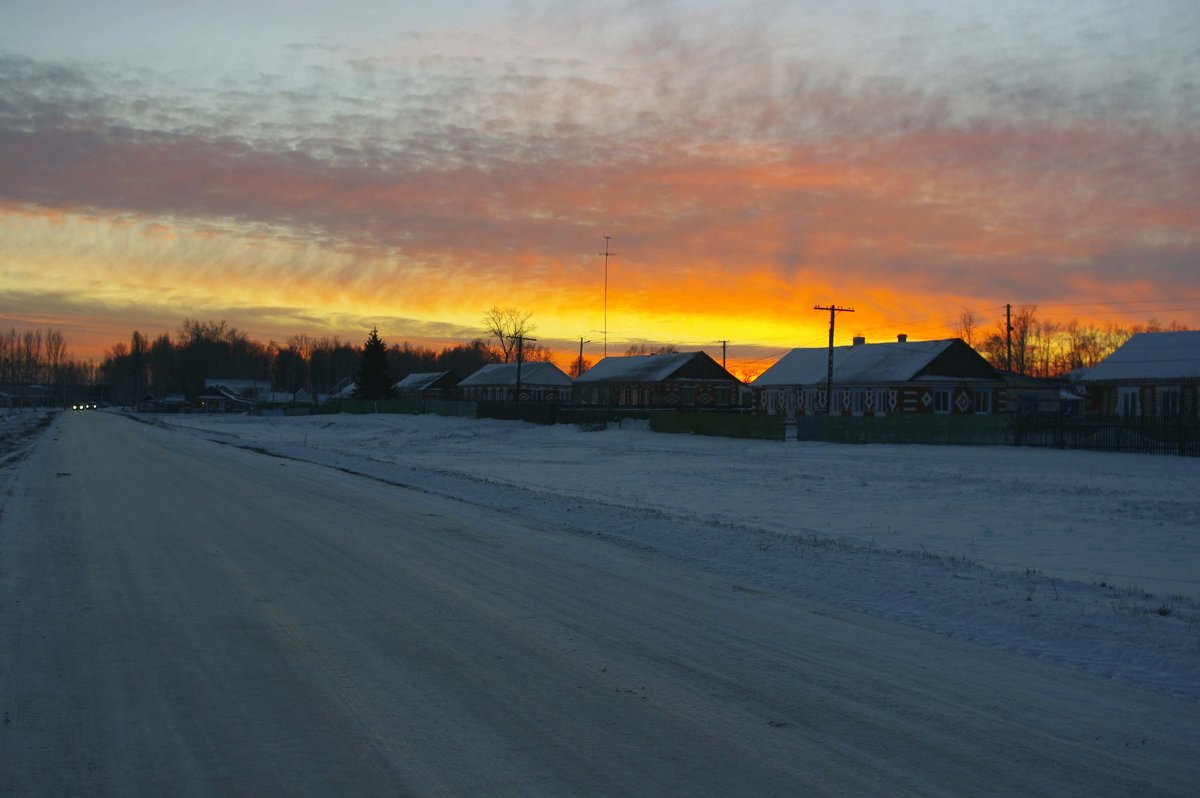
[393,372,452,391]
[574,352,712,383]
[753,339,971,387]
[1080,331,1200,382]
[459,361,572,387]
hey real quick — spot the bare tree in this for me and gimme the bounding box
[45,329,68,397]
[482,307,535,363]
[624,343,679,356]
[1010,305,1037,376]
[954,309,977,347]
[569,356,592,378]
[20,330,42,384]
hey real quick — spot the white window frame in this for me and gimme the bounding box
[933,389,952,414]
[973,390,992,414]
[850,389,865,415]
[803,389,821,415]
[872,388,888,416]
[1117,387,1140,417]
[1157,386,1181,417]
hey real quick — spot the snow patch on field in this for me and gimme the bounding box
[158,412,1200,701]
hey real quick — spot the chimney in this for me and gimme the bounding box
[852,335,866,346]
[897,334,908,343]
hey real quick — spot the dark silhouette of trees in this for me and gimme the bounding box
[431,339,497,378]
[307,337,358,395]
[354,328,394,400]
[624,343,679,355]
[569,356,592,378]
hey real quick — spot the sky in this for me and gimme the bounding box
[2,0,1198,376]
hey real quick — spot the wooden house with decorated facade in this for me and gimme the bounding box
[572,351,744,409]
[752,337,1004,417]
[1080,330,1200,417]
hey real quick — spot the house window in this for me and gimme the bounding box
[973,390,992,414]
[1157,386,1180,417]
[1117,387,1140,417]
[716,387,729,406]
[933,389,952,414]
[872,388,888,416]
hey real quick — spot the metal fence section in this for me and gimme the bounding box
[650,411,786,441]
[476,401,559,425]
[424,399,478,417]
[795,413,1199,455]
[339,399,424,415]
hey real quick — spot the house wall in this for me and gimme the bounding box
[1086,381,1199,417]
[757,383,1004,417]
[460,385,570,402]
[573,380,741,408]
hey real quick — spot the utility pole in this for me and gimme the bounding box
[577,336,590,378]
[718,340,729,370]
[513,334,537,403]
[1005,303,1013,373]
[813,305,855,415]
[600,236,615,357]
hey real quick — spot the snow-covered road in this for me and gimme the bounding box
[2,411,1197,795]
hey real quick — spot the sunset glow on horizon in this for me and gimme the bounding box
[3,1,1198,379]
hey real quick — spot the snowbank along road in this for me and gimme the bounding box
[1,411,1197,796]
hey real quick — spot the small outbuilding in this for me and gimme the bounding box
[392,371,460,402]
[752,337,1003,417]
[458,362,573,402]
[572,351,744,408]
[1080,330,1200,417]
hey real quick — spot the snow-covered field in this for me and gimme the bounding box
[152,410,1200,704]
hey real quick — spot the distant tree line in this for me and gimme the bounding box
[96,319,502,406]
[957,307,1188,379]
[0,327,97,403]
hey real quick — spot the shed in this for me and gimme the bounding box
[392,371,460,402]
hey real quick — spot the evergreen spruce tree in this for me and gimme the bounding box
[354,327,394,400]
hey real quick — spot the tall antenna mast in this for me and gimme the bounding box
[600,236,615,357]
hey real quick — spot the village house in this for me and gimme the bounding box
[1080,330,1200,417]
[193,384,253,413]
[752,336,1004,417]
[572,351,744,408]
[392,371,460,402]
[457,362,573,402]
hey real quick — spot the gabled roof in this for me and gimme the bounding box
[1081,331,1200,382]
[459,361,572,387]
[194,385,252,403]
[752,338,993,387]
[393,371,455,391]
[574,351,737,383]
